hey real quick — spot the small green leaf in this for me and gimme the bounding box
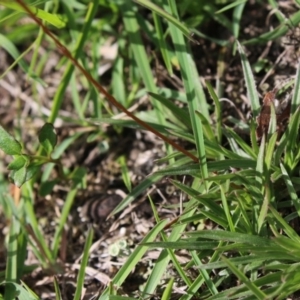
[39,180,58,196]
[10,166,27,187]
[7,155,29,170]
[0,125,22,155]
[25,165,40,182]
[1,281,38,300]
[68,167,87,188]
[38,123,57,155]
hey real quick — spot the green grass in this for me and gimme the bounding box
[1,0,300,299]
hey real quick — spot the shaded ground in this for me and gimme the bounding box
[1,1,300,299]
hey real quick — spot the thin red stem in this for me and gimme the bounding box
[16,0,199,163]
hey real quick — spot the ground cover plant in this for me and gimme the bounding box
[1,0,300,299]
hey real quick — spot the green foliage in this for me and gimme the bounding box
[1,0,300,299]
[1,281,39,300]
[38,123,57,155]
[0,123,62,187]
[0,0,66,28]
[0,125,22,155]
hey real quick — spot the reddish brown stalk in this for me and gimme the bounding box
[16,0,199,163]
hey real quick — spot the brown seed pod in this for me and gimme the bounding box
[256,89,291,141]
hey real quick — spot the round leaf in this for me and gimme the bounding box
[38,123,57,155]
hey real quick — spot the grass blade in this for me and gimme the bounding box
[73,228,94,300]
[99,220,168,300]
[237,41,260,116]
